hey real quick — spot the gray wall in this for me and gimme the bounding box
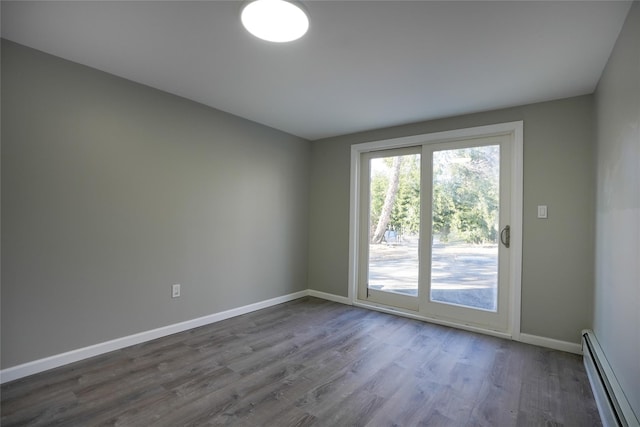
[1,40,311,368]
[309,95,595,344]
[594,1,640,418]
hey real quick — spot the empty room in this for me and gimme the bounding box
[1,1,638,426]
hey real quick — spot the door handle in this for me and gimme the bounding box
[500,225,510,248]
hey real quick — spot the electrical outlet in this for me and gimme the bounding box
[172,284,181,298]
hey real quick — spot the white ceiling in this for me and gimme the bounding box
[1,1,632,140]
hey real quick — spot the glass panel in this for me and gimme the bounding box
[430,145,500,311]
[367,154,421,296]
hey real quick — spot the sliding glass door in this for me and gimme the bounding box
[357,134,513,331]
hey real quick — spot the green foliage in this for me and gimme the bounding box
[370,146,500,244]
[432,185,455,241]
[370,173,387,233]
[392,155,421,234]
[433,145,499,244]
[370,154,421,239]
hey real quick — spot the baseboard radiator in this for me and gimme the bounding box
[582,330,640,427]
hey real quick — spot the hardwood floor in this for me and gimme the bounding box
[1,297,601,426]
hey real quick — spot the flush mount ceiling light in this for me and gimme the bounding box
[241,0,309,43]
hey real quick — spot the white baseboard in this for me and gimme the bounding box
[0,289,588,384]
[518,332,582,355]
[0,290,308,384]
[307,289,351,305]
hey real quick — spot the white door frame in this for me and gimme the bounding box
[348,121,523,339]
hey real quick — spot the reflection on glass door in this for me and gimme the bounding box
[430,145,500,312]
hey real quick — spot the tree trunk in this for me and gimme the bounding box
[371,156,402,243]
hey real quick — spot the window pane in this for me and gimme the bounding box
[368,154,421,296]
[430,145,499,311]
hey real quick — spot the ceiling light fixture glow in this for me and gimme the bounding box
[241,0,309,43]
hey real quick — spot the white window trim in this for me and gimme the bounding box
[348,121,523,339]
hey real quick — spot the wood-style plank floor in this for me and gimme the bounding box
[1,297,601,426]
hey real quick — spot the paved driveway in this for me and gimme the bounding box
[368,238,498,311]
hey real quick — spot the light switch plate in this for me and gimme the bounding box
[537,205,548,219]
